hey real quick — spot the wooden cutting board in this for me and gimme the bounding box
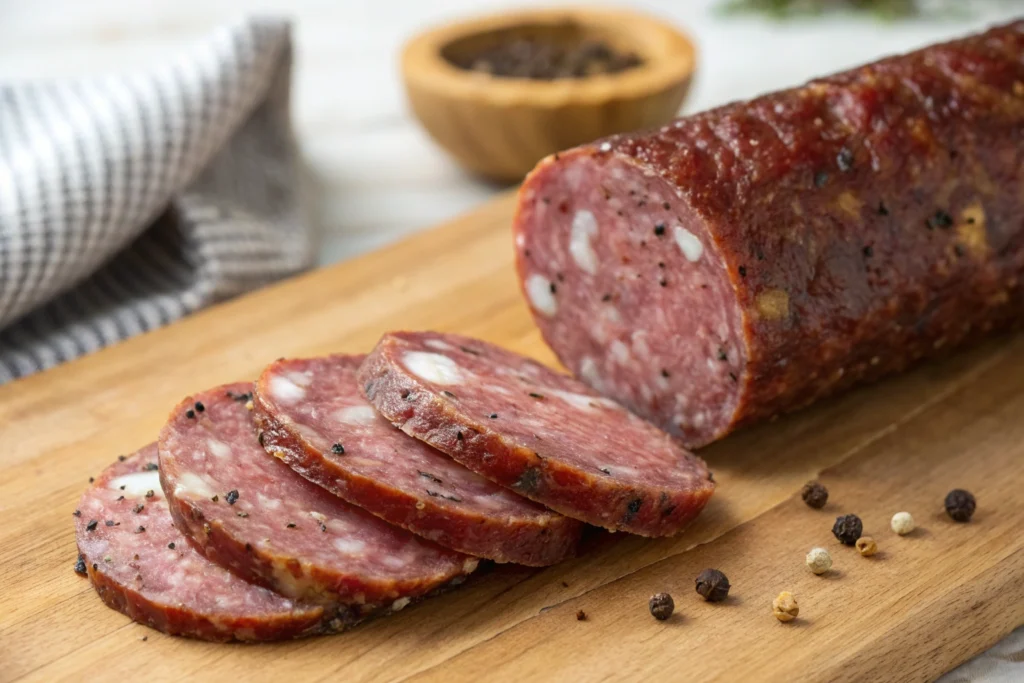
[1,191,1021,683]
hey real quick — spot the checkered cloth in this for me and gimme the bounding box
[0,17,312,383]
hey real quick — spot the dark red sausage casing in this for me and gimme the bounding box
[514,21,1024,448]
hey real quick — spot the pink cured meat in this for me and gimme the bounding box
[253,355,582,566]
[74,445,338,641]
[158,382,478,609]
[358,331,715,537]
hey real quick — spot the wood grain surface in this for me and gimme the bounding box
[0,191,1021,683]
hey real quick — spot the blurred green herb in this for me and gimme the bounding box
[717,0,962,19]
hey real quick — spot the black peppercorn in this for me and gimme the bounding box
[944,489,976,522]
[74,554,88,576]
[801,481,829,509]
[649,593,674,620]
[226,490,239,505]
[695,568,730,602]
[575,609,587,621]
[832,514,863,545]
[332,443,345,455]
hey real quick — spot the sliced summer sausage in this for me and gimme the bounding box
[253,355,582,566]
[358,331,715,537]
[158,383,478,609]
[75,445,340,641]
[514,20,1024,447]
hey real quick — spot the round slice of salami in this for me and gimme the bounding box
[358,332,715,537]
[75,444,339,641]
[158,383,478,609]
[252,355,582,566]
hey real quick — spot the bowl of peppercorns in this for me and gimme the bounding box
[401,7,696,181]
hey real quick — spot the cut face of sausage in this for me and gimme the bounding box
[359,332,715,537]
[75,445,333,641]
[252,355,582,566]
[158,383,478,609]
[515,154,747,448]
[514,20,1024,447]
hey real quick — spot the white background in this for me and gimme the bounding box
[1,0,1020,264]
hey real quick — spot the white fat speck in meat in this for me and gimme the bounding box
[333,405,378,425]
[599,141,612,152]
[655,373,671,391]
[381,554,409,569]
[206,439,231,459]
[547,389,615,412]
[403,351,464,385]
[579,357,601,387]
[525,273,558,317]
[309,511,327,523]
[269,374,305,403]
[632,332,650,359]
[392,597,412,611]
[257,494,282,510]
[604,306,622,325]
[173,472,217,499]
[639,384,654,403]
[610,340,630,364]
[287,371,312,387]
[569,210,599,275]
[674,226,704,262]
[108,471,162,498]
[424,338,455,352]
[333,537,367,555]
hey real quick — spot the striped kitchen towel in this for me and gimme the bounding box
[0,17,313,384]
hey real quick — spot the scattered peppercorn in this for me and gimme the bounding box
[226,490,239,505]
[695,568,730,602]
[832,514,863,545]
[945,489,976,522]
[74,554,88,576]
[211,495,219,502]
[575,609,587,621]
[549,282,557,295]
[331,443,345,455]
[862,245,874,258]
[287,522,297,528]
[135,526,146,533]
[890,511,915,535]
[855,536,877,556]
[772,592,799,622]
[238,512,250,518]
[814,171,829,188]
[105,520,115,527]
[877,201,890,216]
[801,481,829,509]
[738,266,747,278]
[194,401,205,413]
[185,409,195,419]
[86,520,98,532]
[73,510,82,517]
[89,477,94,483]
[653,223,666,236]
[649,593,675,621]
[836,147,854,172]
[806,547,832,575]
[133,504,144,514]
[529,392,544,399]
[489,413,499,419]
[145,490,155,498]
[168,542,176,550]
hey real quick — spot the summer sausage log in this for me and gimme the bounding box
[158,383,478,609]
[75,445,340,641]
[513,21,1024,448]
[358,332,714,536]
[253,355,582,566]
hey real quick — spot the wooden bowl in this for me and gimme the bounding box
[401,8,697,182]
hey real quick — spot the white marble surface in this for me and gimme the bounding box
[1,0,1020,265]
[2,3,1023,676]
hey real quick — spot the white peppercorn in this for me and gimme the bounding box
[891,511,915,535]
[805,547,832,575]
